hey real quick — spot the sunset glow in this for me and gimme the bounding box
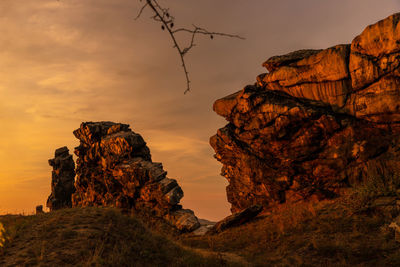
[1,0,399,220]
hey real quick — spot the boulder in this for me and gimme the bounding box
[72,121,200,232]
[208,205,263,234]
[46,146,75,211]
[192,219,216,236]
[164,209,201,232]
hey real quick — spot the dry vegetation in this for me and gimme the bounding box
[182,189,400,266]
[179,171,400,266]
[181,197,400,266]
[0,207,236,267]
[2,173,400,266]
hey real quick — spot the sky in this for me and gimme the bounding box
[0,0,399,220]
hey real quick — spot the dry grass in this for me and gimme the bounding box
[2,192,400,266]
[180,197,400,266]
[0,207,237,267]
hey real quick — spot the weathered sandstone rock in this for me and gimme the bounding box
[262,49,322,72]
[46,146,75,211]
[346,13,400,122]
[261,45,351,110]
[192,219,216,236]
[208,205,263,234]
[164,209,200,232]
[350,13,400,90]
[263,45,350,87]
[344,76,400,122]
[211,13,400,213]
[72,121,199,232]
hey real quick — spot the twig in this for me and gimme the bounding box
[134,2,148,20]
[136,0,245,94]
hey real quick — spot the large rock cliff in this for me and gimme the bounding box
[71,121,200,232]
[211,13,400,213]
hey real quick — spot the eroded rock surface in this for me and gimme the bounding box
[72,121,199,232]
[211,13,400,213]
[46,146,76,211]
[208,205,263,234]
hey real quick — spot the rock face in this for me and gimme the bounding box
[211,13,400,213]
[72,121,200,232]
[46,146,76,211]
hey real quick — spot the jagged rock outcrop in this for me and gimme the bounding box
[46,146,76,211]
[71,121,200,232]
[211,13,400,213]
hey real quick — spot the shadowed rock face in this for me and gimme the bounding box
[211,13,400,213]
[208,205,263,234]
[46,146,76,211]
[72,121,199,232]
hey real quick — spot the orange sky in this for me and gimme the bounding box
[0,0,399,220]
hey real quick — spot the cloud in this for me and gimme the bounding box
[1,0,400,220]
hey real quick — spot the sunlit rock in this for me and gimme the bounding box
[211,13,400,213]
[72,121,200,232]
[350,13,400,90]
[262,49,322,72]
[263,45,350,87]
[262,45,351,110]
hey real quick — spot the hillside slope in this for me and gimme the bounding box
[182,194,400,266]
[0,207,236,267]
[2,194,400,266]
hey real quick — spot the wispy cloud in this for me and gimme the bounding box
[0,0,399,220]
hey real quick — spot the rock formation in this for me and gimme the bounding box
[35,205,44,214]
[46,146,76,211]
[72,121,200,232]
[208,205,263,234]
[211,13,400,213]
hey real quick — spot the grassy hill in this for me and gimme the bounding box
[182,196,400,266]
[0,207,238,267]
[2,193,400,266]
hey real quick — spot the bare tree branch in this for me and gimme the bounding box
[136,0,245,94]
[134,2,148,20]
